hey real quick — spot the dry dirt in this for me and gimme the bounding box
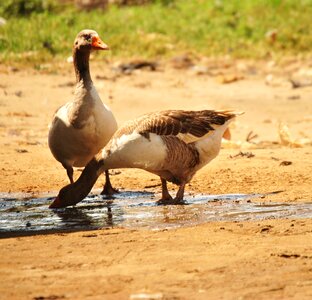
[0,59,312,299]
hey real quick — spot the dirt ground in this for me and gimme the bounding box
[0,58,312,299]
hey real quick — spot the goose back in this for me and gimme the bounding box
[102,110,240,179]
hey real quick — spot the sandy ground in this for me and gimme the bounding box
[0,58,312,299]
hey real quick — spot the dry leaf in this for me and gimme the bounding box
[216,74,244,84]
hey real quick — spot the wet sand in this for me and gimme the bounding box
[0,59,312,299]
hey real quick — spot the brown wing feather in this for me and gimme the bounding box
[113,110,239,141]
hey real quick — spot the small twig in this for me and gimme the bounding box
[246,131,258,143]
[230,151,255,158]
[144,183,162,189]
[271,157,280,161]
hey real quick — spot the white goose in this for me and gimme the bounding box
[48,29,118,194]
[49,109,243,208]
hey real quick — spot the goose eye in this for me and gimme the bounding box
[83,34,92,43]
[85,35,92,43]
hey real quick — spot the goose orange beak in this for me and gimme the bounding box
[92,36,109,50]
[49,196,62,209]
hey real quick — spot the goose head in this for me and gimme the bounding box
[49,157,104,208]
[74,29,109,52]
[49,183,87,208]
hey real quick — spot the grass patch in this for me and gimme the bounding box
[1,0,312,64]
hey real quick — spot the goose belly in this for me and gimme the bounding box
[48,104,117,168]
[103,132,167,171]
[48,121,96,167]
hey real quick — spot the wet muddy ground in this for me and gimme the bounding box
[1,191,312,237]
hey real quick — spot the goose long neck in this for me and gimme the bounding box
[67,157,105,207]
[73,48,92,86]
[76,157,104,193]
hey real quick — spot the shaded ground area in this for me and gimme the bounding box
[0,59,312,299]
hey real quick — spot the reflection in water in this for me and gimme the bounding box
[0,190,311,237]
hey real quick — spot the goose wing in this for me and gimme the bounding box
[114,110,242,142]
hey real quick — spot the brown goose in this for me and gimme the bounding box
[48,29,118,194]
[49,109,243,208]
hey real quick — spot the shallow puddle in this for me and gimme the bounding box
[0,190,311,237]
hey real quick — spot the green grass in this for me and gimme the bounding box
[1,0,312,64]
